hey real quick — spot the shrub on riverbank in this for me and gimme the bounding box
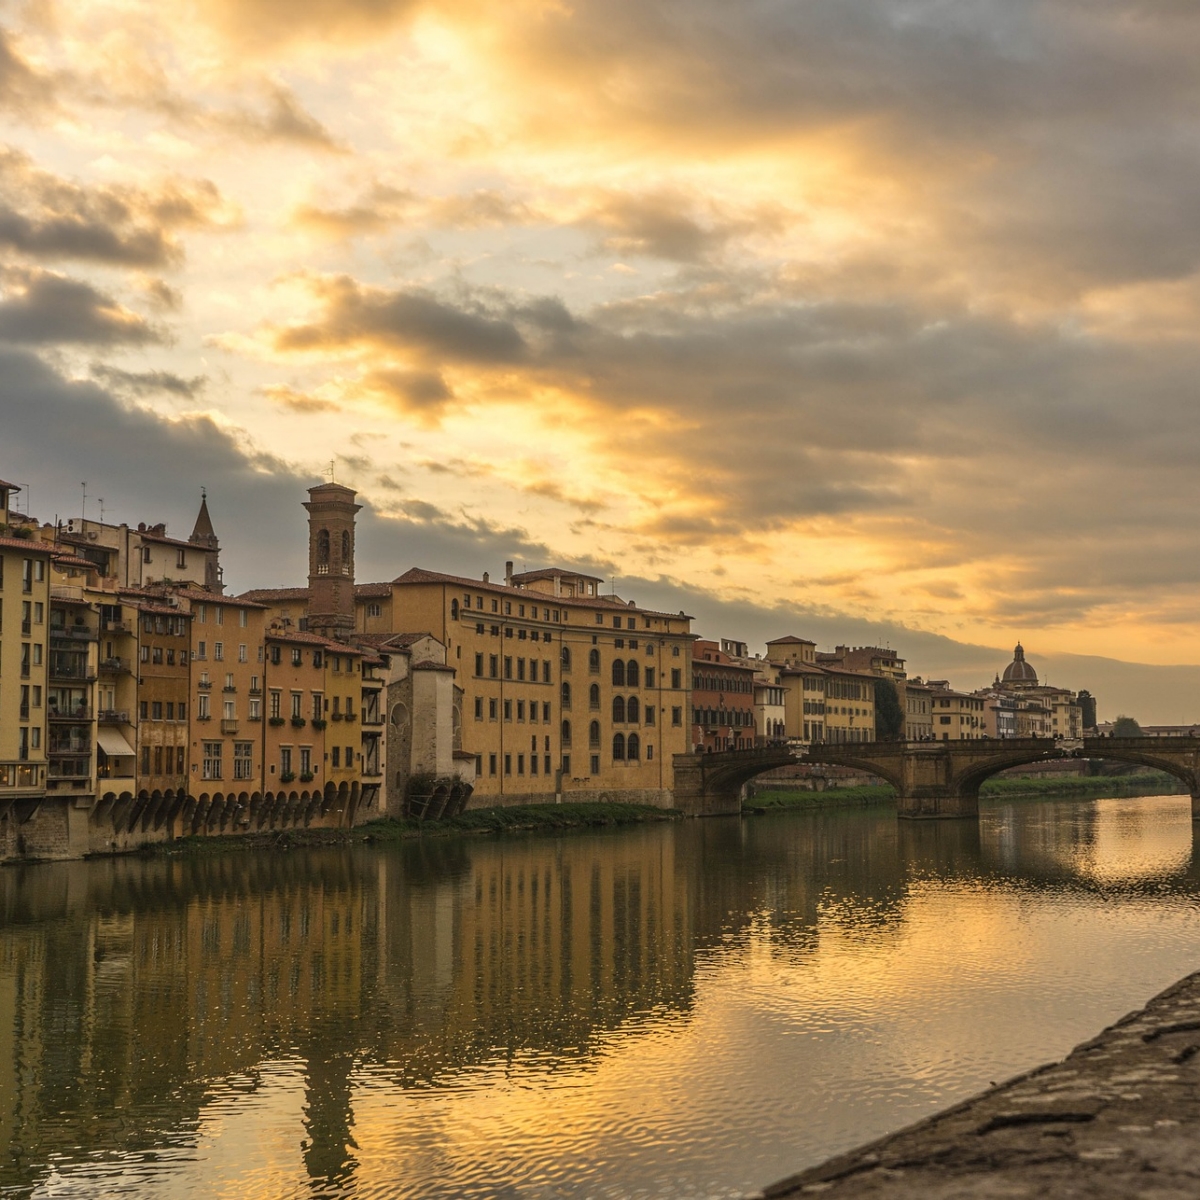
[745,771,1183,813]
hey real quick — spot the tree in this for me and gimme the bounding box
[874,678,906,741]
[1112,715,1144,738]
[1076,690,1097,731]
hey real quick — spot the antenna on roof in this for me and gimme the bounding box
[80,482,87,528]
[326,459,336,483]
[98,498,105,524]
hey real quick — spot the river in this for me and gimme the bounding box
[3,793,1200,1199]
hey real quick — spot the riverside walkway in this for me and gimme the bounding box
[758,970,1200,1199]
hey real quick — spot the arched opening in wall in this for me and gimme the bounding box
[589,720,601,748]
[317,529,330,565]
[341,529,350,565]
[612,695,626,723]
[589,683,600,709]
[627,660,639,687]
[561,646,571,670]
[613,733,626,761]
[562,719,572,747]
[391,702,409,730]
[627,695,640,722]
[589,649,600,672]
[451,599,460,619]
[628,732,640,760]
[612,660,625,687]
[561,682,572,709]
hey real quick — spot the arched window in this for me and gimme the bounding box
[612,695,626,723]
[316,529,330,564]
[627,696,639,723]
[561,719,572,747]
[450,599,459,619]
[627,660,639,687]
[561,646,571,670]
[561,682,572,709]
[589,683,600,709]
[589,720,601,748]
[612,660,625,687]
[627,732,640,760]
[589,648,600,672]
[341,529,350,562]
[612,733,626,761]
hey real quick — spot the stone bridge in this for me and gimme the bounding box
[672,737,1200,819]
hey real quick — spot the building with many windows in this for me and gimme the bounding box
[690,639,758,751]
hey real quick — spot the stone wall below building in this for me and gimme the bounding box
[463,787,674,810]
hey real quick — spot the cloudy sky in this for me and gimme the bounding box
[3,0,1200,711]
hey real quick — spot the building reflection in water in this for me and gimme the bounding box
[1,797,1199,1197]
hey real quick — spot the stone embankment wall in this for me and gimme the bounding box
[759,970,1200,1199]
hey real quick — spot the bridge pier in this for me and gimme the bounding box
[896,787,979,820]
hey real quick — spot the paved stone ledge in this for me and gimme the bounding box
[757,970,1200,1199]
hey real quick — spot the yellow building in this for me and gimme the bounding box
[904,680,934,741]
[927,682,986,740]
[388,565,694,806]
[0,480,51,806]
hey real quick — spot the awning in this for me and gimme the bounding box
[96,727,135,758]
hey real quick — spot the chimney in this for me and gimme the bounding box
[482,571,489,583]
[505,560,513,586]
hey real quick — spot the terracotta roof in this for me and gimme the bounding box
[50,553,96,569]
[239,587,310,603]
[412,661,456,673]
[266,628,362,653]
[136,601,191,617]
[0,479,21,492]
[766,635,816,645]
[171,588,267,608]
[0,535,51,553]
[392,566,693,621]
[354,582,392,598]
[139,530,198,550]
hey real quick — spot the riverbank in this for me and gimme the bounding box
[147,800,682,855]
[747,771,1184,814]
[759,966,1200,1199]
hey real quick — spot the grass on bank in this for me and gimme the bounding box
[745,771,1185,813]
[153,801,681,854]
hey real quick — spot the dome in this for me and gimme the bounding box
[1001,642,1038,686]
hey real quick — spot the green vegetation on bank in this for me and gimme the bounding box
[745,771,1184,813]
[148,801,681,855]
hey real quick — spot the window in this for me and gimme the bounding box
[543,660,552,683]
[367,603,382,618]
[202,742,222,780]
[312,692,323,719]
[140,645,150,663]
[475,697,483,719]
[197,693,210,720]
[645,705,655,726]
[517,657,526,681]
[645,667,655,688]
[627,733,640,760]
[489,654,499,678]
[140,700,149,720]
[238,643,248,662]
[671,668,681,688]
[627,660,639,687]
[249,697,261,720]
[300,747,311,776]
[627,696,640,723]
[475,653,484,676]
[562,755,571,775]
[489,698,498,719]
[224,700,235,721]
[672,706,682,726]
[561,646,571,670]
[530,753,538,776]
[141,745,152,774]
[561,682,571,709]
[234,742,253,780]
[672,645,680,656]
[291,692,303,718]
[214,641,225,661]
[332,747,341,768]
[151,700,163,720]
[504,656,513,679]
[489,754,497,776]
[345,745,353,765]
[612,695,626,722]
[588,648,600,672]
[590,754,600,774]
[517,754,525,775]
[504,699,512,720]
[589,720,601,748]
[647,744,653,760]
[562,720,572,747]
[613,733,626,760]
[451,599,460,619]
[505,753,512,775]
[270,690,281,719]
[517,700,526,721]
[543,702,551,721]
[612,660,625,686]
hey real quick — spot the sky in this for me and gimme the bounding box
[3,0,1200,718]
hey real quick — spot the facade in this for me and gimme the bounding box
[766,637,876,744]
[988,644,1083,739]
[927,682,986,740]
[905,680,933,741]
[690,639,758,752]
[0,484,52,806]
[385,565,694,807]
[132,600,192,795]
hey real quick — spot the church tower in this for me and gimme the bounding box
[189,489,223,593]
[304,482,361,637]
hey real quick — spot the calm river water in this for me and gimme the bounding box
[3,793,1200,1199]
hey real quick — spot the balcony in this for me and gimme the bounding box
[221,719,239,735]
[223,685,237,694]
[361,713,384,726]
[248,686,262,696]
[47,757,91,780]
[98,709,129,725]
[57,625,97,642]
[344,712,357,723]
[99,657,130,675]
[331,711,344,721]
[101,619,131,635]
[49,706,92,722]
[49,664,93,683]
[197,680,212,690]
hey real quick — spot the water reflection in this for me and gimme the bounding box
[2,795,1200,1199]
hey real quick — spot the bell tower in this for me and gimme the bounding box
[304,482,361,637]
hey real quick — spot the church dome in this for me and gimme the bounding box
[1001,642,1038,686]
